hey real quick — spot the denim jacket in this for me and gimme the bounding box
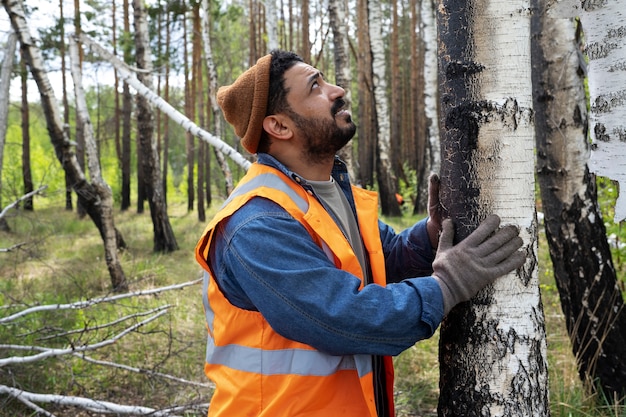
[207,153,444,356]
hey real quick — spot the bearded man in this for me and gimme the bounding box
[195,50,525,417]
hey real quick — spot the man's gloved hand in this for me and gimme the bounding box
[432,214,526,315]
[426,173,442,249]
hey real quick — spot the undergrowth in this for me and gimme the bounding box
[0,190,625,416]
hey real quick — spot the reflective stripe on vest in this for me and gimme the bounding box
[202,269,373,378]
[221,172,309,213]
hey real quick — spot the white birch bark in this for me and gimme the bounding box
[201,0,234,195]
[550,0,626,222]
[68,36,127,289]
[328,0,356,180]
[0,31,16,212]
[78,34,251,171]
[368,0,401,215]
[420,0,440,173]
[437,0,549,414]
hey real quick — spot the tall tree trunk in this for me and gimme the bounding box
[390,0,401,177]
[0,31,16,231]
[532,9,626,399]
[162,7,171,203]
[300,0,310,62]
[73,0,86,218]
[265,0,278,50]
[183,4,194,212]
[133,0,179,252]
[437,1,550,415]
[69,37,128,291]
[3,0,128,288]
[201,0,234,197]
[369,0,401,216]
[421,0,440,174]
[356,0,375,188]
[328,0,356,181]
[549,1,626,222]
[112,0,122,164]
[121,0,132,211]
[193,3,206,223]
[20,46,33,212]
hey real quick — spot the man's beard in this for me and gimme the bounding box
[286,99,357,164]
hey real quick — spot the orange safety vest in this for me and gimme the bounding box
[195,163,395,417]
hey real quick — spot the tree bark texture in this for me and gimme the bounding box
[532,10,626,399]
[356,0,375,188]
[69,37,128,291]
[0,31,16,222]
[550,0,626,222]
[328,0,356,181]
[20,46,33,211]
[437,0,550,415]
[369,0,401,216]
[133,0,178,252]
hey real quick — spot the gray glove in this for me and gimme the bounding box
[432,214,526,315]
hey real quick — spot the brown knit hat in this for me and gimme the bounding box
[217,54,272,154]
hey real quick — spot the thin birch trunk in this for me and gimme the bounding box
[551,0,626,222]
[532,7,626,399]
[133,0,178,253]
[201,0,234,196]
[69,37,127,291]
[0,31,16,231]
[437,0,550,414]
[328,0,356,181]
[369,0,401,216]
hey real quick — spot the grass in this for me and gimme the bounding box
[1,194,625,416]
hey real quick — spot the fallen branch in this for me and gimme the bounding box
[0,185,48,220]
[0,278,201,324]
[77,33,252,171]
[0,384,209,416]
[75,354,213,388]
[0,309,168,367]
[33,305,171,341]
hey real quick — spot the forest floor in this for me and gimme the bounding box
[0,197,625,416]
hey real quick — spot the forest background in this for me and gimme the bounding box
[0,0,625,415]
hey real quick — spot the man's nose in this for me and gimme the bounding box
[328,83,345,100]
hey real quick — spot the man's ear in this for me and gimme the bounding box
[263,115,293,140]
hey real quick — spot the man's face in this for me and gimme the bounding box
[281,63,356,163]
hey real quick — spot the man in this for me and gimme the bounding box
[195,50,526,417]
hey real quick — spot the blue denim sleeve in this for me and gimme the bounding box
[380,218,437,283]
[208,197,444,357]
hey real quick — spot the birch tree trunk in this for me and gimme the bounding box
[133,0,178,253]
[20,45,33,211]
[201,0,234,197]
[369,0,401,216]
[437,0,550,414]
[550,0,626,222]
[421,0,440,175]
[328,0,356,181]
[121,0,132,211]
[69,37,128,291]
[3,0,128,290]
[0,31,16,231]
[356,0,375,187]
[532,8,626,399]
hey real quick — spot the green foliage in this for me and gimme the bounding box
[596,176,626,281]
